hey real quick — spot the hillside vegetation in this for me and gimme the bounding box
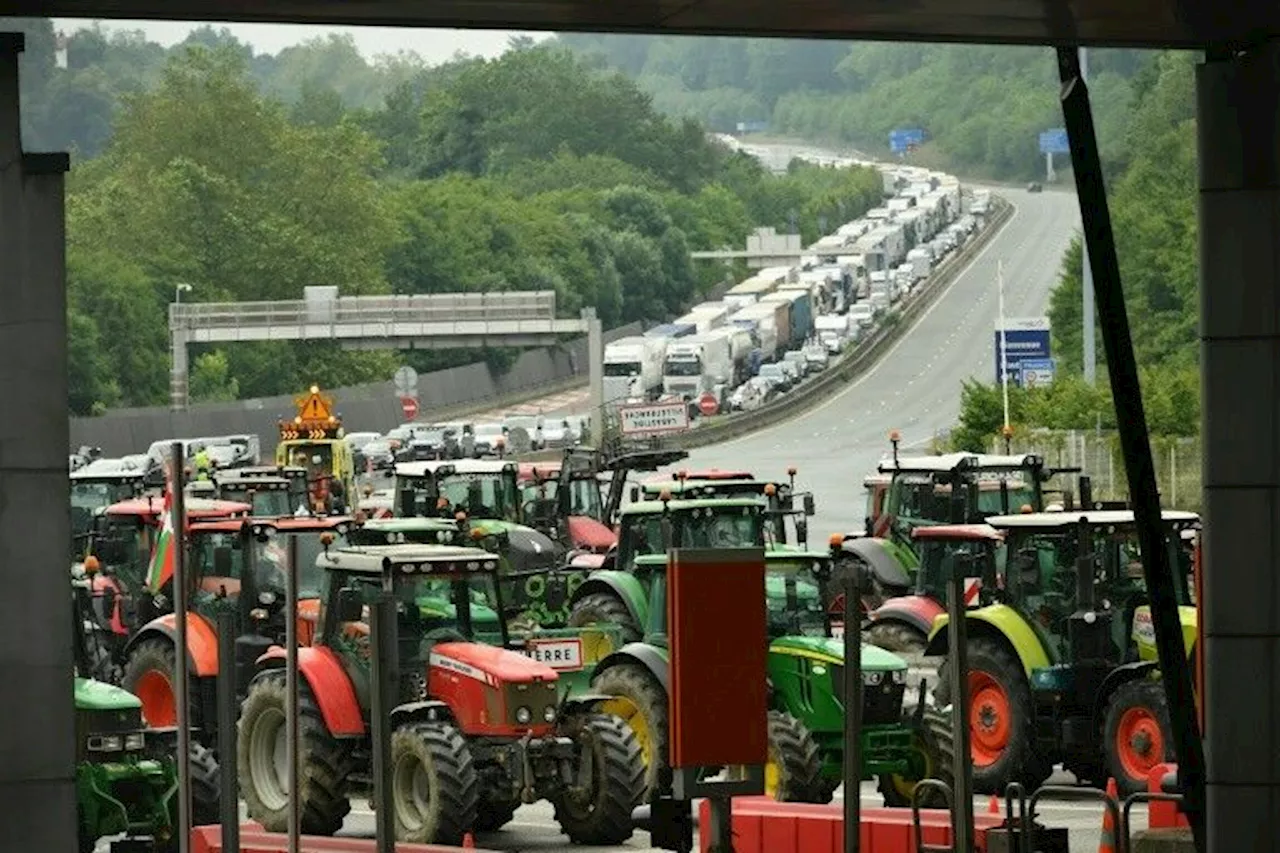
[10,21,883,414]
[560,35,1154,180]
[951,52,1200,449]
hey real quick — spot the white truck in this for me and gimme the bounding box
[907,247,933,281]
[661,332,734,399]
[730,301,782,362]
[674,302,730,334]
[814,314,850,354]
[602,335,667,404]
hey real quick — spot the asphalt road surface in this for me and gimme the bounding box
[674,186,1080,535]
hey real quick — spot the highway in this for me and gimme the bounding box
[673,186,1081,534]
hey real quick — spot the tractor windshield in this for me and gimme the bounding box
[436,473,519,521]
[388,574,503,646]
[764,559,827,637]
[680,505,764,548]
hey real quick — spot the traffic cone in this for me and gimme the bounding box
[463,831,476,849]
[1098,778,1118,853]
[988,793,1000,815]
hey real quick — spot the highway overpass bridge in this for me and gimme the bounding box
[4,3,1280,851]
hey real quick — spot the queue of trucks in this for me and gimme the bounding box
[602,159,977,417]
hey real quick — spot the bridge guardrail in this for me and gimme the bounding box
[666,194,1012,450]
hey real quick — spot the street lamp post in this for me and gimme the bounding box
[175,282,193,304]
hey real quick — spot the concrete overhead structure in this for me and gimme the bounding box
[8,2,1280,851]
[0,32,76,852]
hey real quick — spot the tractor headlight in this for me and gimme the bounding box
[87,735,123,752]
[124,733,146,751]
[891,669,907,684]
[863,671,883,686]
[515,706,533,724]
[543,706,557,723]
[258,591,278,606]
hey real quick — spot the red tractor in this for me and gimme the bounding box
[238,542,645,845]
[121,515,355,746]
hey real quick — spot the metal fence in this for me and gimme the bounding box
[988,429,1202,511]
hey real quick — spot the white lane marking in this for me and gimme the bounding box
[703,199,1020,451]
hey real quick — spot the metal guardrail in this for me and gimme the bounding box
[170,290,560,330]
[668,196,1015,450]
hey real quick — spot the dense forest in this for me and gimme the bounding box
[950,52,1201,446]
[559,35,1155,181]
[9,21,884,415]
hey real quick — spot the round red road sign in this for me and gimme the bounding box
[400,396,419,420]
[698,392,719,417]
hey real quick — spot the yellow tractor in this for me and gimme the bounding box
[275,385,356,514]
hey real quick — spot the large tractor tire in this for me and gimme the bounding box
[122,639,192,731]
[552,712,646,845]
[866,621,927,656]
[238,674,353,836]
[879,706,955,807]
[187,741,222,826]
[568,593,642,644]
[936,637,1049,794]
[1103,678,1174,797]
[389,722,479,845]
[765,711,828,804]
[593,663,669,801]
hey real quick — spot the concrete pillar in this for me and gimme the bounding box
[170,318,189,411]
[0,31,76,850]
[582,307,604,434]
[1197,43,1280,852]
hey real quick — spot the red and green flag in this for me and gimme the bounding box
[146,489,176,592]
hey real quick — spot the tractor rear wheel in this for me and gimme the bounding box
[238,674,353,835]
[187,741,222,826]
[1103,678,1173,797]
[879,706,955,807]
[593,663,668,801]
[568,593,641,644]
[122,639,193,731]
[944,637,1048,794]
[389,722,479,845]
[866,621,927,656]
[552,712,645,844]
[765,711,827,803]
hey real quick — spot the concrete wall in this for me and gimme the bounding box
[71,321,643,455]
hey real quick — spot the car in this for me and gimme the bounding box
[1027,181,1043,193]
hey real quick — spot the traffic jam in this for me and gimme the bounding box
[67,383,1201,852]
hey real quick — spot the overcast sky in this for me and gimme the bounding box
[50,19,553,62]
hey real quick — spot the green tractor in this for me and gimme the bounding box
[72,579,220,852]
[566,495,953,805]
[922,509,1199,796]
[388,459,583,625]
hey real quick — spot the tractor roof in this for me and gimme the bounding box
[105,496,251,520]
[237,465,307,477]
[911,524,1005,542]
[863,473,892,487]
[71,457,148,480]
[360,516,458,532]
[621,497,763,515]
[878,453,1042,475]
[519,461,561,481]
[216,471,290,487]
[640,479,782,496]
[190,516,355,534]
[396,459,516,478]
[319,544,499,576]
[987,509,1201,529]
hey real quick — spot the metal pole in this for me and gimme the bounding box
[369,595,399,853]
[170,442,192,853]
[216,610,240,853]
[285,535,301,853]
[1080,48,1097,386]
[1057,46,1206,852]
[841,570,861,853]
[997,259,1011,429]
[946,565,975,853]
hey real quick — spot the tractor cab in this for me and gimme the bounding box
[275,386,355,514]
[215,467,309,516]
[922,509,1200,796]
[346,516,461,548]
[633,466,816,546]
[70,456,149,550]
[517,454,611,551]
[393,459,522,523]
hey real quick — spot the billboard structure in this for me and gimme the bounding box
[889,127,926,154]
[994,317,1052,386]
[1038,128,1070,182]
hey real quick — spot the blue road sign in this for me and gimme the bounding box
[1039,128,1070,154]
[994,318,1052,385]
[889,127,926,154]
[1019,358,1057,388]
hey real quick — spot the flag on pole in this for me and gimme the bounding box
[146,489,176,593]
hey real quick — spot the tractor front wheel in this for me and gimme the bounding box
[122,639,189,731]
[866,621,927,656]
[1103,678,1173,797]
[765,711,827,803]
[947,637,1048,794]
[593,663,668,801]
[568,593,641,644]
[238,674,353,836]
[552,712,645,845]
[389,722,479,845]
[188,741,222,826]
[879,706,955,807]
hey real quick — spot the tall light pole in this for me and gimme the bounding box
[175,282,192,304]
[1080,46,1097,385]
